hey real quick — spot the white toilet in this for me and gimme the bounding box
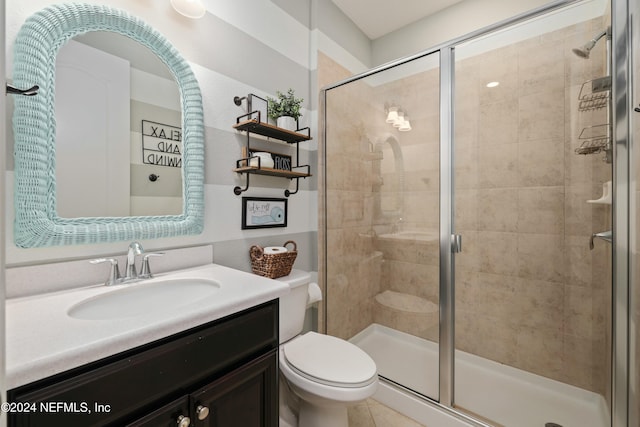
[276,270,378,427]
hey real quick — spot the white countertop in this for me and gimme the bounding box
[6,264,289,389]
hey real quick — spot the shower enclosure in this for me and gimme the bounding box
[319,0,633,426]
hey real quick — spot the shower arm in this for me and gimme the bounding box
[592,28,610,44]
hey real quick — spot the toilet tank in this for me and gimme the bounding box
[275,270,312,344]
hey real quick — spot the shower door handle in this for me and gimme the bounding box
[451,234,462,253]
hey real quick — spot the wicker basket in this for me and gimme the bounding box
[250,240,297,279]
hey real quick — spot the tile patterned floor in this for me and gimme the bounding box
[348,399,427,427]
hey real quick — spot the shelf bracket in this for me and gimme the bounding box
[234,173,251,195]
[285,178,300,197]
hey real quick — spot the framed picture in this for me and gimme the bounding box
[248,94,268,124]
[242,197,288,229]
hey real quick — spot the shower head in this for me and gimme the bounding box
[572,28,610,59]
[572,40,597,58]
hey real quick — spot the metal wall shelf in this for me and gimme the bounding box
[232,107,311,197]
[233,165,311,179]
[233,119,311,143]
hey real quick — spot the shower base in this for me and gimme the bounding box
[350,324,609,427]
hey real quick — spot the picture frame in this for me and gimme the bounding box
[248,94,268,124]
[242,197,288,229]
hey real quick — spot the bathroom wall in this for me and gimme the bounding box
[371,0,607,66]
[3,0,351,292]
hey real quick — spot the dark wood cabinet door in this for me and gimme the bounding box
[191,350,278,427]
[126,396,191,427]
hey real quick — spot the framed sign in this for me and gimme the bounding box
[142,120,182,168]
[242,197,288,229]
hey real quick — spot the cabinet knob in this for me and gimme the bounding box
[196,405,210,420]
[176,415,191,427]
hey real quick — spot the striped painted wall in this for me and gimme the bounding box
[4,0,368,282]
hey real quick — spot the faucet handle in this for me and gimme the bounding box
[89,258,121,286]
[139,253,164,279]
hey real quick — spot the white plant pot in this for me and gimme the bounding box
[277,116,297,131]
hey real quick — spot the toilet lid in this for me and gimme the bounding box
[283,332,377,388]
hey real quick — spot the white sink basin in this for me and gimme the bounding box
[68,278,221,320]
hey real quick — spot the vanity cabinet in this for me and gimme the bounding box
[8,300,278,427]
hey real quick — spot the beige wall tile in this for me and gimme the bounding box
[478,99,519,146]
[517,187,565,235]
[517,233,565,283]
[518,138,565,187]
[519,89,565,142]
[477,144,518,188]
[477,188,517,232]
[477,231,519,276]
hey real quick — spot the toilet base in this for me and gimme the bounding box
[298,400,348,427]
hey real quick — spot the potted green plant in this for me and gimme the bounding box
[267,89,303,131]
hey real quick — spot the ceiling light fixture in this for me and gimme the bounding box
[486,81,500,88]
[399,116,412,132]
[386,106,398,123]
[393,111,405,128]
[170,0,206,19]
[385,103,412,132]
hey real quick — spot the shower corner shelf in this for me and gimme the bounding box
[574,76,612,159]
[577,76,611,112]
[575,123,611,155]
[232,113,312,197]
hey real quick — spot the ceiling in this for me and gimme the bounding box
[331,0,465,39]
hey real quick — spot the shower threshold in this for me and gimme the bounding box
[350,324,608,427]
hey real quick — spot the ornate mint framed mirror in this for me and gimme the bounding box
[11,4,205,248]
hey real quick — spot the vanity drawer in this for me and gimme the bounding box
[8,300,278,427]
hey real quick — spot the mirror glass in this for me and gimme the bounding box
[55,32,182,218]
[12,4,204,247]
[375,135,405,217]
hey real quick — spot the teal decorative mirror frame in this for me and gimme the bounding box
[12,3,205,248]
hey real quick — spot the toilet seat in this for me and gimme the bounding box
[282,332,377,388]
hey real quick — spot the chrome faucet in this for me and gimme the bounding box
[90,241,165,286]
[89,258,121,286]
[590,230,612,250]
[124,241,144,281]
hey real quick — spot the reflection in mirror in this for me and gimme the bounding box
[55,32,182,218]
[11,4,204,247]
[373,134,405,219]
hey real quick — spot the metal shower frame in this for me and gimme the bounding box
[320,0,633,425]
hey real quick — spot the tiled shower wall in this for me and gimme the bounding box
[320,52,383,340]
[323,16,612,396]
[453,17,611,395]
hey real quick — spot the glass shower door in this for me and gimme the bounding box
[452,3,612,426]
[323,51,441,401]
